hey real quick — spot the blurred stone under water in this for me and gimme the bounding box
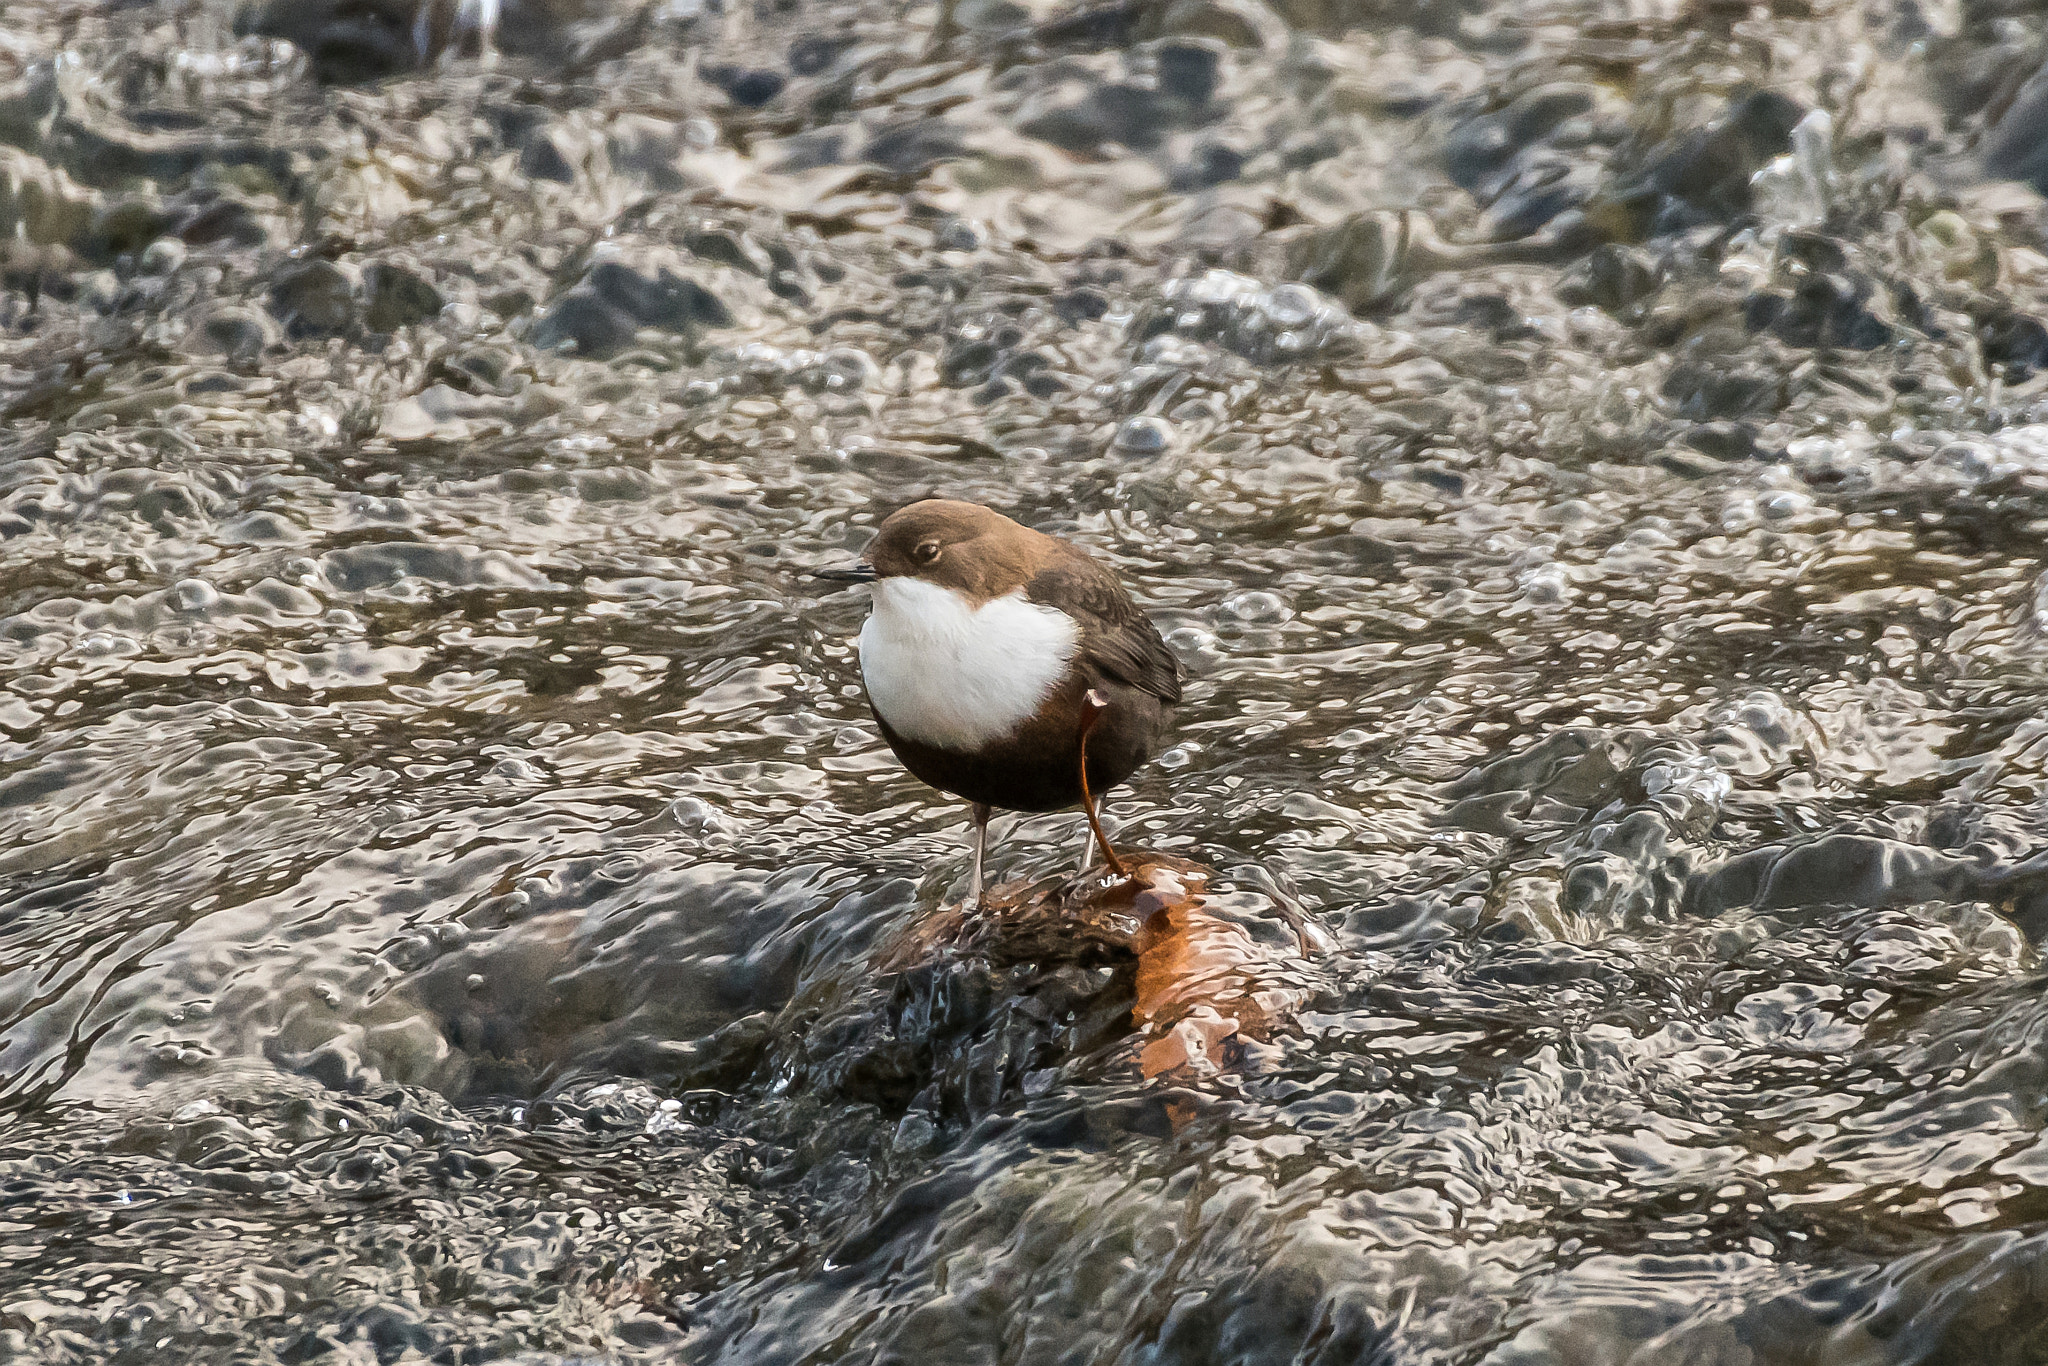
[9,0,2048,1361]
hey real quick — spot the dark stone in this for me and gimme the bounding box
[271,259,357,337]
[1452,292,1520,334]
[443,346,515,394]
[518,132,577,183]
[1170,142,1244,191]
[89,199,171,257]
[361,263,443,332]
[863,119,967,174]
[589,261,734,330]
[235,2,416,82]
[530,291,637,356]
[172,196,268,248]
[340,1304,437,1364]
[1286,212,1415,314]
[1555,243,1659,314]
[705,64,787,108]
[1978,307,2048,381]
[1752,273,1893,351]
[1480,153,1600,239]
[942,337,1001,388]
[1685,834,1979,918]
[1663,359,1783,420]
[1681,420,1760,462]
[1983,58,2048,191]
[484,288,534,318]
[685,228,774,277]
[1445,83,1599,189]
[1635,86,1806,218]
[1022,85,1183,153]
[1779,230,1848,275]
[1054,287,1109,323]
[194,307,277,363]
[533,261,734,357]
[1156,42,1221,107]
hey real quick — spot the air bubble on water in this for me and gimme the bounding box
[1220,590,1291,622]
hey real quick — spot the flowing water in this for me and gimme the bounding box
[8,0,2048,1361]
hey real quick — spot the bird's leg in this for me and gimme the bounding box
[1073,816,1096,876]
[966,802,991,910]
[1076,689,1127,877]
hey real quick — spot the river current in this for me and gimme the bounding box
[8,0,2048,1362]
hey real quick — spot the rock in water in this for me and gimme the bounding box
[878,853,1323,1084]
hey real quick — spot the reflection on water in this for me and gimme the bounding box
[7,0,2048,1360]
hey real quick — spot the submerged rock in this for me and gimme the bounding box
[362,261,444,332]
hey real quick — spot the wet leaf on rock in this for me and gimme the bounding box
[878,854,1320,1084]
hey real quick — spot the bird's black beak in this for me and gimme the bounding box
[812,563,878,583]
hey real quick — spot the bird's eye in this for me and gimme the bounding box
[913,541,942,564]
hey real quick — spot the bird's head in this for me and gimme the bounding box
[814,500,1042,602]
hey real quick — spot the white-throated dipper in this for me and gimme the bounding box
[815,500,1182,907]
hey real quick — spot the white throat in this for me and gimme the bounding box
[857,578,1080,752]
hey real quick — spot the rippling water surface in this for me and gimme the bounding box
[9,0,2048,1361]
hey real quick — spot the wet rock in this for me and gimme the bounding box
[684,227,775,277]
[531,289,637,356]
[1681,420,1763,463]
[862,119,966,175]
[380,383,512,443]
[517,130,577,184]
[454,289,523,332]
[532,260,734,358]
[1984,58,2048,193]
[1147,0,1277,47]
[188,305,280,363]
[271,257,360,337]
[1974,303,2048,381]
[939,323,1022,388]
[1445,82,1600,190]
[167,192,272,249]
[88,198,171,258]
[1170,141,1246,191]
[362,261,443,332]
[1555,243,1659,315]
[236,0,422,82]
[0,239,74,309]
[1595,87,1806,236]
[1663,357,1783,420]
[1748,271,1895,351]
[1156,40,1223,107]
[592,260,733,330]
[875,853,1322,1085]
[1022,82,1205,154]
[935,215,980,252]
[137,236,184,275]
[704,64,786,108]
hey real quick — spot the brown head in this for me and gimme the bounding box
[814,499,1057,604]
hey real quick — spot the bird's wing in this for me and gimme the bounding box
[1024,555,1183,705]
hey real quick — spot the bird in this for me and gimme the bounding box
[814,499,1182,908]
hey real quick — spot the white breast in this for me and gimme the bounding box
[857,578,1080,752]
